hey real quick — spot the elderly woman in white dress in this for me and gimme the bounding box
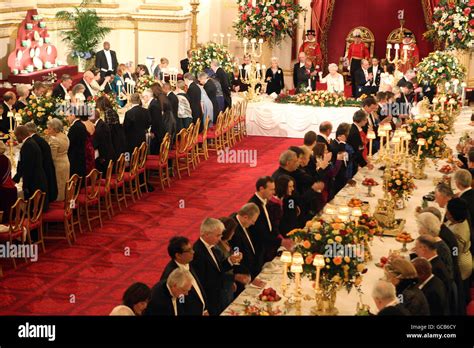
[318,63,345,94]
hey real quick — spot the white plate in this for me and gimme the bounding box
[29,48,35,58]
[16,50,23,60]
[34,31,40,41]
[33,57,43,70]
[46,46,52,55]
[35,47,40,57]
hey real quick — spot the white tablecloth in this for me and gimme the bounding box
[236,96,358,138]
[223,107,473,316]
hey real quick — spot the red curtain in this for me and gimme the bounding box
[311,0,436,67]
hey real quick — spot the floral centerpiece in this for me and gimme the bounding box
[406,115,449,158]
[287,219,367,293]
[424,0,474,50]
[135,75,159,95]
[384,168,416,201]
[357,214,382,242]
[189,42,234,75]
[87,91,120,112]
[416,51,466,87]
[233,0,303,47]
[19,96,65,133]
[276,91,346,107]
[227,300,282,316]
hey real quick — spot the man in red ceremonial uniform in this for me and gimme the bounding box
[346,30,370,97]
[398,32,420,74]
[299,30,322,69]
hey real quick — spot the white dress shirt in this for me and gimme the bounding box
[418,274,434,290]
[255,192,272,232]
[363,69,370,86]
[166,283,178,316]
[236,215,256,254]
[200,237,220,271]
[104,50,113,71]
[83,79,95,97]
[175,261,206,310]
[371,65,378,86]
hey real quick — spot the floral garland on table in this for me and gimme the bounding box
[424,0,474,50]
[189,42,234,76]
[19,96,65,133]
[416,51,466,87]
[406,115,449,159]
[384,168,416,201]
[275,91,346,107]
[233,0,303,47]
[135,75,159,95]
[287,219,367,293]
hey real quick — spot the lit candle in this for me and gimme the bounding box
[461,82,467,106]
[227,33,231,47]
[220,33,224,45]
[417,138,426,160]
[313,255,325,290]
[367,130,376,158]
[386,44,392,60]
[394,44,400,59]
[392,137,400,157]
[213,33,218,43]
[453,79,459,93]
[338,206,350,215]
[7,111,13,132]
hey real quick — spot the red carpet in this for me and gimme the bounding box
[0,136,298,315]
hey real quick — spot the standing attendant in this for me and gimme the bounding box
[95,42,118,78]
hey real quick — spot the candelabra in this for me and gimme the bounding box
[280,251,292,295]
[386,19,411,72]
[190,0,200,50]
[240,38,267,102]
[212,33,232,47]
[7,112,16,167]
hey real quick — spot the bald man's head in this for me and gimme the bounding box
[14,125,30,143]
[3,91,17,106]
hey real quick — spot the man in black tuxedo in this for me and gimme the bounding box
[414,235,452,287]
[191,218,241,316]
[162,83,179,127]
[180,49,192,75]
[295,58,317,93]
[91,110,115,174]
[397,69,416,87]
[230,203,262,284]
[347,110,373,177]
[145,268,193,316]
[199,72,219,124]
[293,51,308,92]
[12,126,48,204]
[360,96,382,154]
[80,71,96,101]
[317,121,333,147]
[95,42,118,78]
[0,92,17,136]
[372,280,410,316]
[51,74,72,101]
[368,57,382,89]
[394,81,415,122]
[412,257,448,315]
[453,169,474,256]
[184,73,203,124]
[159,236,208,316]
[355,59,377,97]
[67,111,88,178]
[211,60,232,110]
[25,122,57,204]
[123,93,151,155]
[330,123,352,195]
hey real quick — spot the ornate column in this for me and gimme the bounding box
[190,0,200,50]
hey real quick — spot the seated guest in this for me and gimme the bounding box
[134,64,150,80]
[13,126,48,205]
[318,63,344,94]
[13,84,30,111]
[90,68,112,94]
[412,258,448,315]
[191,218,242,316]
[46,119,70,202]
[230,203,262,284]
[434,182,453,213]
[302,131,317,154]
[91,106,115,174]
[80,71,96,100]
[159,236,208,316]
[416,213,454,280]
[70,84,87,105]
[453,169,474,255]
[110,282,151,316]
[216,217,239,308]
[265,57,285,95]
[394,81,415,121]
[317,121,333,147]
[384,256,430,315]
[270,175,300,238]
[375,91,394,128]
[175,80,193,131]
[0,141,17,224]
[25,122,57,204]
[397,69,417,87]
[67,108,88,178]
[331,123,354,194]
[355,59,377,97]
[123,93,151,155]
[445,198,473,305]
[231,67,247,93]
[379,63,396,92]
[145,268,193,316]
[52,74,73,101]
[347,110,373,177]
[30,81,47,99]
[372,280,410,316]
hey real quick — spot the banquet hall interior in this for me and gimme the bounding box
[0,0,474,324]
